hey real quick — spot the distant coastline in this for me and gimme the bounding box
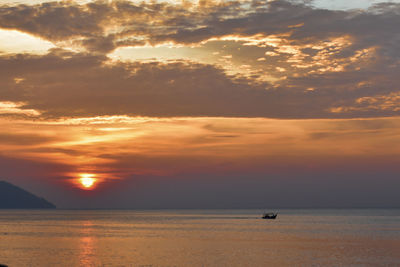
[0,181,56,209]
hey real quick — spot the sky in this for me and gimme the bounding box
[1,0,400,209]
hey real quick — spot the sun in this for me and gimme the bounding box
[80,177,95,188]
[78,173,97,189]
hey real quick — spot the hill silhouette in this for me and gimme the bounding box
[0,181,56,209]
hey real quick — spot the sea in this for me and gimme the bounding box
[0,209,399,267]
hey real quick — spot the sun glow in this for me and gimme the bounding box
[0,28,55,54]
[79,174,97,189]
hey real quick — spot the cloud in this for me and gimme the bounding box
[0,101,40,116]
[0,1,398,52]
[0,132,52,145]
[0,1,324,52]
[0,1,400,119]
[330,91,400,114]
[0,47,399,119]
[2,113,400,208]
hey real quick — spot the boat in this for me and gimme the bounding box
[262,212,277,219]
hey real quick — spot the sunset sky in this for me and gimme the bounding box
[1,0,400,208]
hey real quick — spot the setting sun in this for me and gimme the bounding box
[79,174,96,189]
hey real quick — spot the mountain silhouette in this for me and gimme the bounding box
[0,181,56,209]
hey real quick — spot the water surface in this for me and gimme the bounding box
[0,209,399,266]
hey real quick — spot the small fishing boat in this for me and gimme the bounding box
[262,212,277,219]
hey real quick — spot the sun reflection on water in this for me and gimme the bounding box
[79,221,97,267]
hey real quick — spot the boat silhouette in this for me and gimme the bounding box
[262,212,277,219]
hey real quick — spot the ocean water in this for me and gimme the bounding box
[0,209,399,266]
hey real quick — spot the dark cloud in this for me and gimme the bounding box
[0,48,399,118]
[0,1,400,118]
[0,133,54,145]
[0,1,398,53]
[0,2,103,45]
[0,0,234,52]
